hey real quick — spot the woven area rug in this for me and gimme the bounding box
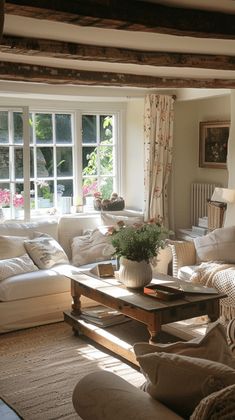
[0,322,144,420]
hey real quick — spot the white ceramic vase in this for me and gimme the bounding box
[119,257,152,289]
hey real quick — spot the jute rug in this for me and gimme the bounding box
[0,322,144,420]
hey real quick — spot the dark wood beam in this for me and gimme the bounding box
[2,35,235,71]
[0,0,4,41]
[0,61,235,88]
[4,0,235,40]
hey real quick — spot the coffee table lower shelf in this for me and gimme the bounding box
[64,310,140,366]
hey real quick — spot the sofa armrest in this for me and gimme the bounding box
[72,371,183,420]
[167,240,196,277]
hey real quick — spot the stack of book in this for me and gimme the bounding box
[80,305,130,327]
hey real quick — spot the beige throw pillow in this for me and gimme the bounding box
[134,322,235,369]
[24,236,69,269]
[194,226,235,263]
[71,229,113,266]
[0,235,28,259]
[137,352,235,418]
[0,253,39,281]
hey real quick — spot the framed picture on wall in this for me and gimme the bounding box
[199,120,230,169]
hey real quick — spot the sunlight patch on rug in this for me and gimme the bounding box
[0,322,144,420]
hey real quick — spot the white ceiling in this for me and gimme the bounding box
[1,1,235,98]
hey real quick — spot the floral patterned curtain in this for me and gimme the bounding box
[144,94,175,227]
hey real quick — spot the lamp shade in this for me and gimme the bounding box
[211,188,235,204]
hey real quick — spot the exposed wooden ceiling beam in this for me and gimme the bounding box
[0,0,4,41]
[0,61,235,88]
[4,0,235,40]
[2,35,235,71]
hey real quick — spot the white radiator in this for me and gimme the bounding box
[191,182,220,226]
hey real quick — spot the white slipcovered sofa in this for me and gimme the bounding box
[1,210,172,334]
[73,319,235,420]
[168,225,235,321]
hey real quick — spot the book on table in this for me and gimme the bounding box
[80,305,130,327]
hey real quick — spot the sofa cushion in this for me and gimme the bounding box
[0,267,71,301]
[190,384,235,420]
[71,228,113,266]
[101,213,143,227]
[0,235,28,259]
[134,321,235,369]
[136,352,235,418]
[194,226,235,263]
[167,240,196,277]
[0,220,58,240]
[24,235,69,269]
[0,253,38,282]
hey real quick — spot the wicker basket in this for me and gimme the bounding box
[94,198,125,211]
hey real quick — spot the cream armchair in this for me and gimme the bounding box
[168,225,235,321]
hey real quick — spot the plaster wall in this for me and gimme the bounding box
[173,95,230,231]
[224,90,235,226]
[125,98,145,211]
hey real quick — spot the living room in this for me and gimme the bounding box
[1,1,235,419]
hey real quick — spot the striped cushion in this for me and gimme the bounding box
[168,240,196,277]
[227,319,235,355]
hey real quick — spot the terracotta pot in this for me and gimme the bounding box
[119,257,152,289]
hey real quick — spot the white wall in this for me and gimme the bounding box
[225,90,235,226]
[125,98,145,211]
[173,94,230,231]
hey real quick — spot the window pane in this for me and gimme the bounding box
[100,115,113,144]
[100,145,113,175]
[30,181,35,209]
[0,147,9,178]
[82,115,96,144]
[15,148,23,178]
[55,114,72,143]
[57,179,73,197]
[37,147,53,177]
[82,146,97,175]
[0,111,8,143]
[37,180,54,208]
[30,148,34,177]
[56,147,73,176]
[82,178,98,198]
[13,112,23,144]
[100,177,113,199]
[29,113,33,144]
[0,183,10,208]
[35,113,53,144]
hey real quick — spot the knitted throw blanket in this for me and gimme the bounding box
[190,262,235,320]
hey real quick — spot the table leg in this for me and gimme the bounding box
[207,299,220,322]
[147,314,162,343]
[71,279,81,316]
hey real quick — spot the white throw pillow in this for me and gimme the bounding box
[0,235,28,259]
[0,253,39,281]
[71,228,113,266]
[137,352,235,418]
[194,226,235,263]
[24,236,69,269]
[134,321,235,369]
[101,213,143,227]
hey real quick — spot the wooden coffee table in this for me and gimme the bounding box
[64,271,226,365]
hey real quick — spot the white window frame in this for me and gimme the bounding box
[0,102,126,220]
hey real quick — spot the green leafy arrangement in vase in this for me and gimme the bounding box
[108,219,171,263]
